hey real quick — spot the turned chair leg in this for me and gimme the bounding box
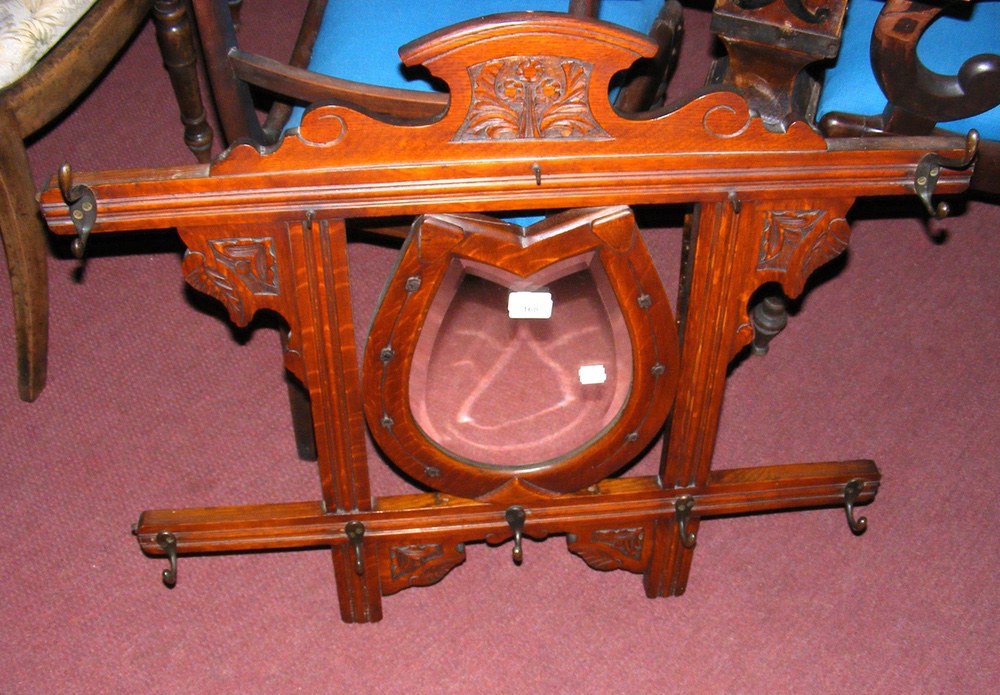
[0,107,49,401]
[152,0,214,163]
[227,0,243,29]
[286,373,317,461]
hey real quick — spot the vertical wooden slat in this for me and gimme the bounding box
[288,217,370,512]
[189,0,264,143]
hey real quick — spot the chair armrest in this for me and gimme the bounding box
[230,49,447,123]
[871,0,1000,129]
[819,0,999,139]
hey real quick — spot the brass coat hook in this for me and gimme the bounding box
[675,495,696,549]
[155,531,178,587]
[914,130,979,219]
[505,506,527,564]
[57,163,97,259]
[345,521,366,575]
[843,479,869,535]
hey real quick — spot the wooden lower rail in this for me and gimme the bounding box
[135,460,879,556]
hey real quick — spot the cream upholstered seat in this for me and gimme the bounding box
[1,0,151,401]
[0,0,96,87]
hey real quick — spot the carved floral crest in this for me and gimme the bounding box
[455,56,610,141]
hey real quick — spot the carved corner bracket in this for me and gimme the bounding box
[724,198,854,358]
[753,200,854,300]
[179,233,281,327]
[379,542,467,596]
[567,526,649,573]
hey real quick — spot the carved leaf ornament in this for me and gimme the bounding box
[457,56,610,141]
[570,527,646,571]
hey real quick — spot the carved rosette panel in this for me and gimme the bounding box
[756,208,851,297]
[455,56,610,141]
[380,543,467,596]
[567,527,647,573]
[182,237,279,327]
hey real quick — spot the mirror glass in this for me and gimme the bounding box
[409,252,633,468]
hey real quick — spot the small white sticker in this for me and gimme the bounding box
[508,291,553,319]
[578,364,607,385]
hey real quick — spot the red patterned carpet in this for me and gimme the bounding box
[2,3,998,692]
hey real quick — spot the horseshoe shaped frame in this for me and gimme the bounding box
[362,207,680,502]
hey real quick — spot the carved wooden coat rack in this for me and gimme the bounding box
[41,12,975,622]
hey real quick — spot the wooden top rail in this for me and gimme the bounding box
[38,13,975,235]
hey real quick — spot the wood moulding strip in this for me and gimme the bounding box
[41,141,972,234]
[134,460,879,556]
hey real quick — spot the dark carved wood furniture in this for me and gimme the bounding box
[709,0,848,133]
[728,0,998,356]
[40,12,975,622]
[819,0,999,195]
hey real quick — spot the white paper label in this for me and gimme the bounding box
[508,291,553,319]
[578,364,607,385]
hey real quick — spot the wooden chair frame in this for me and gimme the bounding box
[40,12,974,622]
[1,0,159,402]
[155,0,685,157]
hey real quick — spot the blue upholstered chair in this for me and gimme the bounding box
[186,0,681,149]
[817,0,999,194]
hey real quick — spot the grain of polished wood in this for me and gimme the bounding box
[42,11,974,622]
